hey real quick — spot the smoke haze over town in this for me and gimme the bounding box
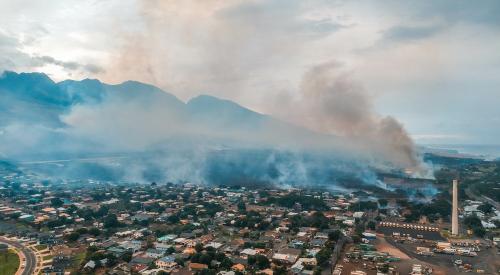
[1,2,500,275]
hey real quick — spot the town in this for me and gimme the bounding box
[1,165,500,275]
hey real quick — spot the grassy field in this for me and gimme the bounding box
[66,250,86,273]
[34,244,47,251]
[0,249,20,275]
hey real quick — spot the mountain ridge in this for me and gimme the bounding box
[0,70,338,159]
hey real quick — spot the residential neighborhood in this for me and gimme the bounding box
[1,173,500,274]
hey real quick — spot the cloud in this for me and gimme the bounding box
[33,55,104,74]
[2,0,500,146]
[382,24,444,42]
[101,0,345,105]
[409,0,500,27]
[0,31,104,75]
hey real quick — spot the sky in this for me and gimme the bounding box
[0,0,499,145]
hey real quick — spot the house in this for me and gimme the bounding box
[292,257,317,273]
[41,266,65,275]
[353,212,365,219]
[172,267,194,275]
[173,238,188,245]
[289,240,304,249]
[314,232,329,239]
[231,263,245,272]
[464,205,484,218]
[182,247,196,255]
[130,256,154,267]
[84,260,96,270]
[205,242,223,250]
[108,262,132,275]
[131,264,149,273]
[155,256,177,269]
[107,246,128,257]
[189,263,208,271]
[272,253,298,265]
[158,234,178,243]
[240,248,257,258]
[343,219,355,226]
[146,248,165,259]
[119,240,143,253]
[19,214,35,222]
[155,242,173,252]
[272,248,300,265]
[310,238,327,248]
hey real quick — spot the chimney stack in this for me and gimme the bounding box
[451,179,459,236]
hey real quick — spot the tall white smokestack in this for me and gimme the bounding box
[452,179,459,236]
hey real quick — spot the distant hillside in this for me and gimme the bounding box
[0,71,403,185]
[0,71,339,159]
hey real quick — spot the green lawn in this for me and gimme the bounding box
[0,250,20,275]
[34,245,47,251]
[66,251,86,273]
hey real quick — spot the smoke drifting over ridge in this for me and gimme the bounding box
[0,69,426,186]
[98,1,422,172]
[283,62,420,170]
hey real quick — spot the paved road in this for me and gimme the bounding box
[0,238,37,275]
[465,187,500,210]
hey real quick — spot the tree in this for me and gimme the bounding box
[254,254,270,269]
[66,232,80,242]
[221,258,233,270]
[315,248,331,266]
[464,215,486,237]
[104,214,120,228]
[11,182,21,190]
[237,201,246,213]
[328,230,341,242]
[195,243,204,253]
[51,197,64,208]
[121,251,132,262]
[310,211,329,229]
[478,203,494,214]
[166,246,176,255]
[175,256,185,266]
[367,221,376,231]
[378,199,388,207]
[167,214,180,224]
[94,205,109,218]
[77,228,88,235]
[273,266,287,275]
[89,227,101,237]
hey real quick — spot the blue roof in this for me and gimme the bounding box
[158,256,176,263]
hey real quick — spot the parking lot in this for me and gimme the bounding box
[385,237,498,273]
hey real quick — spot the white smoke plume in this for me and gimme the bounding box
[97,1,424,172]
[280,61,421,170]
